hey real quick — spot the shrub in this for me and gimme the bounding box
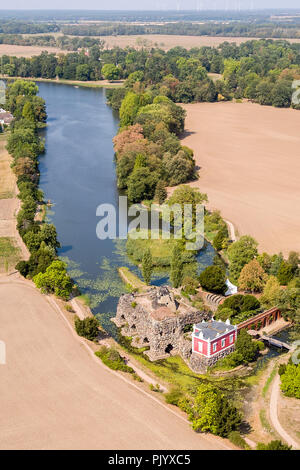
[219,294,260,316]
[213,229,228,251]
[95,346,135,374]
[199,266,226,294]
[228,431,250,450]
[280,364,300,398]
[278,364,287,376]
[256,440,291,450]
[74,316,99,341]
[181,276,199,295]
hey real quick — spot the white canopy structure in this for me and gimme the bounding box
[225,279,238,297]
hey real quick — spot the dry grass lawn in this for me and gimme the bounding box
[0,237,21,273]
[181,101,300,256]
[94,35,300,51]
[0,137,15,199]
[0,44,62,57]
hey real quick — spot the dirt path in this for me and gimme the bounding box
[0,277,232,450]
[269,375,299,449]
[181,101,300,256]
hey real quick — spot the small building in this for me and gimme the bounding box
[0,108,13,128]
[191,319,237,370]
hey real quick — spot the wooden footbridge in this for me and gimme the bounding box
[260,335,292,351]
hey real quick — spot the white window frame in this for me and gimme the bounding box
[221,338,226,348]
[198,341,203,353]
[213,342,217,353]
[230,334,234,344]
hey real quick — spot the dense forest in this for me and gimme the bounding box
[61,20,300,39]
[1,39,300,110]
[0,33,103,51]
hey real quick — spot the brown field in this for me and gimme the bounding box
[0,279,232,450]
[1,35,300,57]
[0,44,62,57]
[100,35,300,50]
[181,101,300,255]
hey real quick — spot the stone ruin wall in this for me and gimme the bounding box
[113,291,211,362]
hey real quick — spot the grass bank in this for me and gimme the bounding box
[0,75,124,89]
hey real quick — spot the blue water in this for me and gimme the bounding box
[38,82,216,336]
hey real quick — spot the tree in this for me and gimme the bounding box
[238,259,268,292]
[119,92,140,127]
[154,181,167,204]
[191,383,241,437]
[127,167,157,203]
[280,364,300,399]
[213,229,228,251]
[163,150,195,186]
[256,440,291,450]
[235,329,260,363]
[74,316,99,341]
[101,63,121,81]
[33,260,73,300]
[260,276,281,308]
[142,248,153,285]
[277,261,295,285]
[170,245,183,288]
[22,101,35,122]
[288,251,300,272]
[199,266,226,294]
[76,64,91,81]
[227,235,258,283]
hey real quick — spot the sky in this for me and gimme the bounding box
[1,1,300,10]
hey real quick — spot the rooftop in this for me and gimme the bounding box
[194,319,236,341]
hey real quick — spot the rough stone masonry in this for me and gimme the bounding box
[113,286,212,370]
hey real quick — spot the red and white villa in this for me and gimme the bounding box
[192,319,237,361]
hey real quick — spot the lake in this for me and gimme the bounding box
[38,82,215,335]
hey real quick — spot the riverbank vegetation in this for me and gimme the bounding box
[4,79,73,299]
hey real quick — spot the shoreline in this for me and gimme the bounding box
[0,75,124,89]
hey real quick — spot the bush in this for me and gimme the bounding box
[228,431,250,450]
[190,383,241,437]
[219,294,260,317]
[95,346,135,374]
[74,316,99,341]
[199,266,226,294]
[278,364,287,376]
[181,276,199,295]
[213,229,228,251]
[256,440,291,450]
[280,364,300,398]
